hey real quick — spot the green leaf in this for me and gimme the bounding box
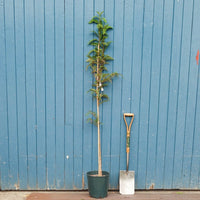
[106,26,113,30]
[88,88,97,95]
[102,35,108,40]
[97,24,103,29]
[91,30,99,37]
[100,73,119,84]
[103,41,112,47]
[88,38,98,45]
[86,117,93,124]
[97,11,104,16]
[87,49,97,56]
[104,55,114,61]
[102,83,108,87]
[103,29,106,35]
[100,66,108,71]
[102,17,107,23]
[99,94,109,104]
[111,72,120,77]
[88,17,99,24]
[86,64,91,70]
[102,94,109,99]
[86,111,99,126]
[86,111,97,118]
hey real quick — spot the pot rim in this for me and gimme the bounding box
[87,171,109,177]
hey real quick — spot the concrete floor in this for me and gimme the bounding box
[0,191,200,200]
[0,192,30,200]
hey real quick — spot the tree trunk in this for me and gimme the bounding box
[97,96,102,176]
[97,42,102,176]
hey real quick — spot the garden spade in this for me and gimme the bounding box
[120,113,135,195]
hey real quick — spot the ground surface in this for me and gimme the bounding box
[0,191,200,200]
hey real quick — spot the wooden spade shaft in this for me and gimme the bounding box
[123,113,134,172]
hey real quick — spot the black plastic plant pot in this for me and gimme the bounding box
[87,171,109,198]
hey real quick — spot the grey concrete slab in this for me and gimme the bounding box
[1,191,200,200]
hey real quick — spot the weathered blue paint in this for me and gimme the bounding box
[45,0,56,190]
[65,0,74,190]
[173,0,194,189]
[0,0,200,190]
[55,0,65,190]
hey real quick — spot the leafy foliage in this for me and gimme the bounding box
[86,12,119,126]
[86,111,99,126]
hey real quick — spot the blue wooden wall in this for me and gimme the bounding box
[0,0,200,190]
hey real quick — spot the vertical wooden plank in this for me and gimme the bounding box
[120,0,134,177]
[82,0,93,189]
[110,0,124,189]
[5,0,19,189]
[0,0,9,189]
[65,0,74,190]
[155,0,174,189]
[182,0,199,188]
[45,0,56,190]
[25,0,37,189]
[94,0,104,13]
[35,0,46,189]
[15,0,28,190]
[190,1,200,188]
[55,0,65,189]
[145,0,163,189]
[190,61,200,188]
[137,0,154,189]
[131,0,144,189]
[163,0,184,189]
[172,0,193,189]
[196,81,200,189]
[193,83,200,189]
[101,0,115,175]
[73,0,84,189]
